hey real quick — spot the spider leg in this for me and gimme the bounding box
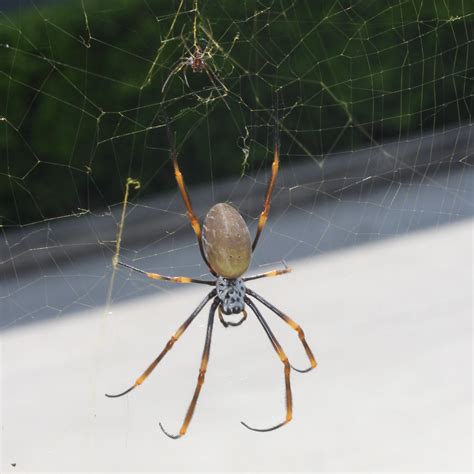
[105,290,216,398]
[246,288,317,373]
[162,61,187,93]
[182,69,190,88]
[182,39,195,58]
[167,126,216,276]
[252,123,280,252]
[202,68,232,114]
[244,262,292,282]
[159,298,219,439]
[118,261,214,285]
[241,297,292,432]
[203,63,229,95]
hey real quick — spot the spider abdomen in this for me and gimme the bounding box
[202,203,251,279]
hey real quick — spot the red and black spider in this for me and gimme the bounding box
[106,125,317,439]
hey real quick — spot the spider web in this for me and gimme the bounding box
[1,0,472,330]
[0,0,472,468]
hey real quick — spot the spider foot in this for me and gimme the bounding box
[105,385,136,398]
[240,419,289,433]
[290,363,316,374]
[159,422,182,439]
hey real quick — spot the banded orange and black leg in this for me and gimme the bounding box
[252,133,280,252]
[167,127,215,274]
[242,297,292,432]
[246,288,317,373]
[105,290,216,398]
[118,261,214,286]
[244,263,292,282]
[159,298,219,439]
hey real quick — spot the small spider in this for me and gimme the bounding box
[106,125,317,439]
[161,39,227,94]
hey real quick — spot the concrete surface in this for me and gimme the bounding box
[1,219,472,471]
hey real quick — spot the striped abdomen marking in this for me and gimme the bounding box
[202,203,251,279]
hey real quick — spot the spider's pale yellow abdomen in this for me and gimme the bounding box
[202,203,251,279]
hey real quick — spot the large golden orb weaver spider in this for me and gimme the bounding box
[106,125,317,439]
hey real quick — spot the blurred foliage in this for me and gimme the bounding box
[0,0,472,225]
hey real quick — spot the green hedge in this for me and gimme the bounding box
[1,0,471,225]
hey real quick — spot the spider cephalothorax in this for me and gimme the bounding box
[216,277,246,315]
[107,120,317,439]
[185,46,206,72]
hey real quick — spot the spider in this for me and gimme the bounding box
[106,125,317,439]
[161,39,227,94]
